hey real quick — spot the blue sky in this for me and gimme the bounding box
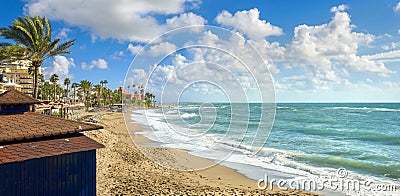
[1,0,400,102]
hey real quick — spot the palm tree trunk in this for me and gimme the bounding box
[86,91,89,111]
[53,84,56,102]
[33,63,39,99]
[103,92,106,106]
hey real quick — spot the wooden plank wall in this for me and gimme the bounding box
[0,150,96,196]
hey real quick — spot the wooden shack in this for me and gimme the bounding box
[0,89,104,195]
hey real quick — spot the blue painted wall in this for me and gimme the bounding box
[0,150,96,196]
[0,104,30,114]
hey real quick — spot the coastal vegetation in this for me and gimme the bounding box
[38,74,124,109]
[0,15,75,99]
[0,15,156,110]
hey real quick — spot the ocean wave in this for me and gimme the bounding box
[130,107,399,196]
[331,107,400,112]
[180,112,199,118]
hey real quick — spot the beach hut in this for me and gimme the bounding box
[0,89,104,195]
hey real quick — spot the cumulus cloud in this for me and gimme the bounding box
[56,27,71,40]
[279,6,395,90]
[110,51,125,60]
[42,56,75,82]
[126,69,148,87]
[330,4,349,12]
[127,44,144,55]
[147,42,178,56]
[24,0,202,42]
[216,8,282,40]
[81,59,109,70]
[166,12,207,30]
[363,49,400,63]
[395,2,400,12]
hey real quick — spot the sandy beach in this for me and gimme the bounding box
[84,112,317,195]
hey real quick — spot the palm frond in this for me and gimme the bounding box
[0,45,29,61]
[48,39,75,57]
[44,17,51,41]
[35,16,45,42]
[24,16,39,49]
[0,15,75,98]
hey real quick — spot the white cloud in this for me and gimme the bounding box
[81,59,109,70]
[147,42,177,56]
[110,51,125,60]
[126,65,177,92]
[24,0,201,42]
[166,12,207,30]
[382,42,400,51]
[282,75,307,82]
[382,45,390,50]
[172,53,187,66]
[42,55,75,82]
[392,42,400,49]
[215,8,283,40]
[330,4,349,13]
[56,27,71,40]
[249,39,284,74]
[394,2,400,12]
[126,69,148,87]
[127,44,143,55]
[281,6,395,89]
[382,81,400,88]
[363,49,400,63]
[150,65,177,85]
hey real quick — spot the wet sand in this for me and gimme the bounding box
[85,112,318,195]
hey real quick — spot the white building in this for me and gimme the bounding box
[0,60,38,96]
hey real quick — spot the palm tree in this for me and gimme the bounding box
[105,88,112,106]
[0,15,75,99]
[114,89,122,105]
[144,92,152,108]
[151,93,156,107]
[63,77,70,102]
[80,80,92,111]
[71,82,78,103]
[100,80,108,106]
[139,86,144,98]
[50,74,59,102]
[56,84,63,102]
[38,74,45,99]
[93,84,102,107]
[41,81,52,100]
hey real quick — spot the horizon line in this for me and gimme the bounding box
[159,101,400,104]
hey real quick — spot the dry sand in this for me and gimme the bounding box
[85,112,318,195]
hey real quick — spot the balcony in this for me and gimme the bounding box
[19,77,33,79]
[19,81,33,84]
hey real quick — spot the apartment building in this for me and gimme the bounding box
[0,60,36,96]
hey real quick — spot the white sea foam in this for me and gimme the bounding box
[180,112,199,118]
[131,109,399,196]
[332,107,400,112]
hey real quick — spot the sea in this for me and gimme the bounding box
[130,103,400,195]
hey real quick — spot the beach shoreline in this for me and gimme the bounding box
[85,111,317,195]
